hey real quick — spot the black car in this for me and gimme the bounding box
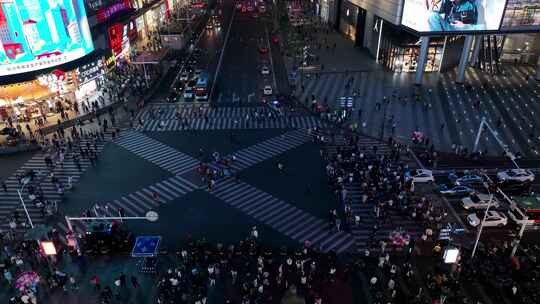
[80,222,134,255]
[497,180,532,195]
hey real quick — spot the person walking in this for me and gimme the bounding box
[119,273,126,287]
[131,275,140,288]
[69,275,79,291]
[152,190,162,204]
[90,275,101,291]
[1,181,7,192]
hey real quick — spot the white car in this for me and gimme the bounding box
[467,210,508,227]
[179,71,190,82]
[461,193,500,210]
[497,169,535,183]
[263,85,272,95]
[261,66,270,75]
[406,169,434,183]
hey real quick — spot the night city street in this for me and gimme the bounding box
[1,0,540,304]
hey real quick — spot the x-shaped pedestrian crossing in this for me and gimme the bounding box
[59,126,355,253]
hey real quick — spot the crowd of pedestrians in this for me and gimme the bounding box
[1,62,151,150]
[156,235,349,304]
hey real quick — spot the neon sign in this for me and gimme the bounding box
[97,0,132,23]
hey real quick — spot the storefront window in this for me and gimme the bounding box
[339,1,359,42]
[382,43,444,73]
[374,21,447,73]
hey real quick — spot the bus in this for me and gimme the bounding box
[195,71,209,100]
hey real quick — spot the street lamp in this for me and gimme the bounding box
[17,176,34,229]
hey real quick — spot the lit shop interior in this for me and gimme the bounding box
[373,22,464,73]
[0,57,107,125]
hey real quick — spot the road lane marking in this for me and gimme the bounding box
[209,6,236,103]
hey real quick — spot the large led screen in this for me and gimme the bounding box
[0,0,94,76]
[501,0,540,30]
[401,0,507,33]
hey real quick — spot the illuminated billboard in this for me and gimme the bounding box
[108,23,130,58]
[501,0,540,30]
[401,0,507,33]
[0,0,94,76]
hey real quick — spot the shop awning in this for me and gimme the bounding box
[131,49,169,64]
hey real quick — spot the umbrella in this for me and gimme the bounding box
[15,271,39,291]
[23,225,52,241]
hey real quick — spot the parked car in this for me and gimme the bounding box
[449,172,484,185]
[461,193,500,210]
[497,179,533,195]
[497,169,535,183]
[467,211,508,227]
[406,169,434,183]
[437,184,474,196]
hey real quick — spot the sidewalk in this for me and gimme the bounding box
[0,66,162,154]
[279,16,540,157]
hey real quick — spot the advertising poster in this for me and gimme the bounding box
[401,0,507,33]
[108,23,130,58]
[0,0,94,76]
[501,0,540,30]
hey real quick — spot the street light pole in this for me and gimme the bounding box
[471,193,493,258]
[473,116,520,169]
[511,216,529,257]
[65,211,159,255]
[17,178,34,229]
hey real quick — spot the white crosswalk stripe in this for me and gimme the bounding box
[138,106,269,121]
[136,115,326,131]
[0,134,113,231]
[211,179,355,253]
[114,130,199,175]
[55,175,199,238]
[230,129,312,171]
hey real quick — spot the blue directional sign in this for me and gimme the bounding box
[131,236,161,257]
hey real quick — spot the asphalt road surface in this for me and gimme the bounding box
[211,2,276,105]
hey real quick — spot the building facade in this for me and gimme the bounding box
[332,0,540,83]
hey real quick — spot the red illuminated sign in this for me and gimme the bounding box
[108,23,124,56]
[97,0,131,23]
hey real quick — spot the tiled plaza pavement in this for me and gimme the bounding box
[286,26,540,157]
